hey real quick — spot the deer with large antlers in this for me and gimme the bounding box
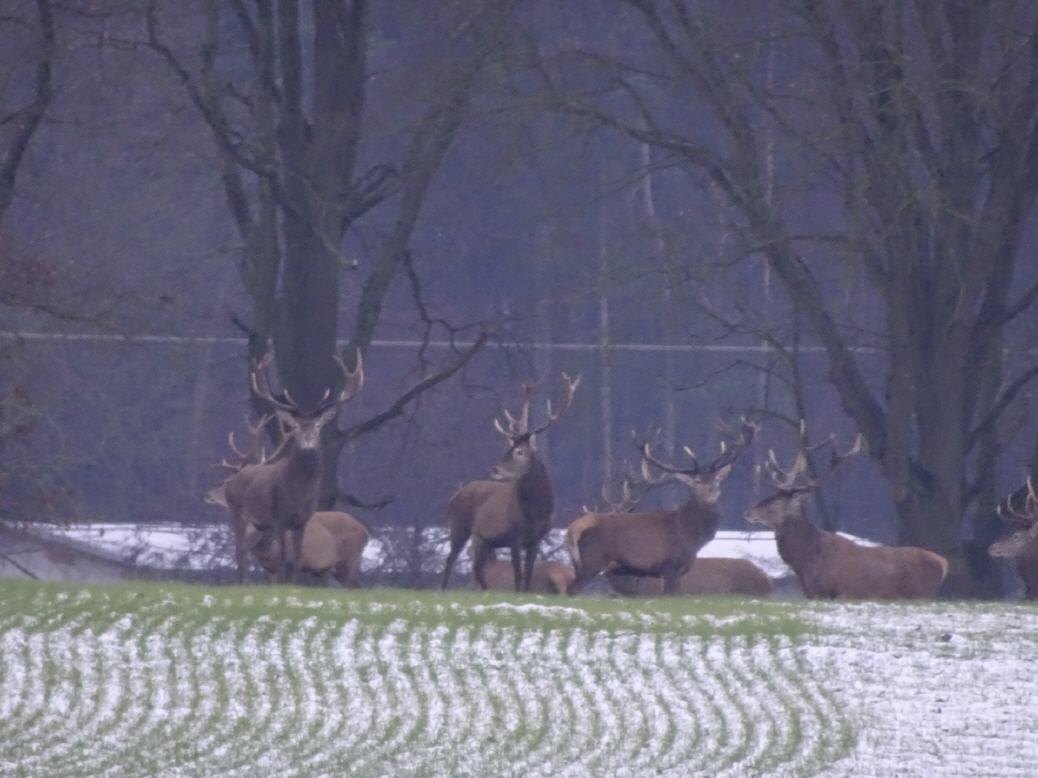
[989,477,1038,599]
[440,373,581,592]
[565,419,758,594]
[745,432,948,599]
[222,351,363,583]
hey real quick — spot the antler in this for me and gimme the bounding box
[762,449,811,491]
[529,372,582,437]
[493,381,538,439]
[493,373,581,441]
[217,413,274,471]
[250,354,296,413]
[314,350,364,415]
[638,417,758,479]
[996,476,1038,531]
[762,425,865,493]
[251,350,364,416]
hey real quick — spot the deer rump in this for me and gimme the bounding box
[244,511,368,586]
[788,531,948,599]
[607,557,771,597]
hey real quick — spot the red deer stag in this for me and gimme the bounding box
[223,351,363,583]
[989,477,1038,599]
[745,434,948,599]
[566,419,758,594]
[208,413,280,581]
[440,373,581,592]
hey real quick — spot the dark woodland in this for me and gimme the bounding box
[4,0,1038,595]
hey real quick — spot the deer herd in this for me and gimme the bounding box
[205,351,1038,602]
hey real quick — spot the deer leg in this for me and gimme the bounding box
[472,538,493,589]
[289,525,305,584]
[522,543,538,592]
[661,563,683,595]
[440,535,469,590]
[276,526,290,584]
[510,539,523,592]
[232,519,247,584]
[334,555,361,588]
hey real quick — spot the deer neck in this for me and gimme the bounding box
[775,510,822,569]
[674,492,721,540]
[286,442,322,482]
[516,454,554,525]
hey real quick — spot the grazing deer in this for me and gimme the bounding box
[565,419,758,594]
[989,477,1038,599]
[440,373,581,592]
[607,558,772,597]
[745,434,948,599]
[223,351,363,583]
[477,548,574,595]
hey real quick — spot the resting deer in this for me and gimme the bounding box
[223,351,363,583]
[440,373,581,592]
[565,419,757,594]
[745,433,948,599]
[477,548,574,595]
[607,558,772,597]
[989,477,1038,599]
[208,484,368,587]
[244,511,368,587]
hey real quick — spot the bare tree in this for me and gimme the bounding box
[144,0,515,505]
[537,0,1038,592]
[0,0,53,226]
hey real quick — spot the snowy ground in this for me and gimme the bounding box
[16,521,802,578]
[0,582,1034,777]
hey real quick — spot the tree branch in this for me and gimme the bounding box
[335,326,494,446]
[0,0,54,221]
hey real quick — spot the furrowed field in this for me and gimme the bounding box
[0,581,1035,777]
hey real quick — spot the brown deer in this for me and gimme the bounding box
[208,413,282,582]
[223,351,363,583]
[244,511,369,587]
[565,419,758,594]
[745,434,948,599]
[607,558,772,597]
[440,373,581,592]
[989,477,1038,599]
[477,548,574,595]
[207,486,369,586]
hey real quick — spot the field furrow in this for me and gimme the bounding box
[1,583,1036,776]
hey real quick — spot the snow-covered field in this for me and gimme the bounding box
[0,581,1035,777]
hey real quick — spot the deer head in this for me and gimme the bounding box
[489,372,581,481]
[990,477,1038,558]
[745,427,864,529]
[250,350,364,455]
[636,417,758,505]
